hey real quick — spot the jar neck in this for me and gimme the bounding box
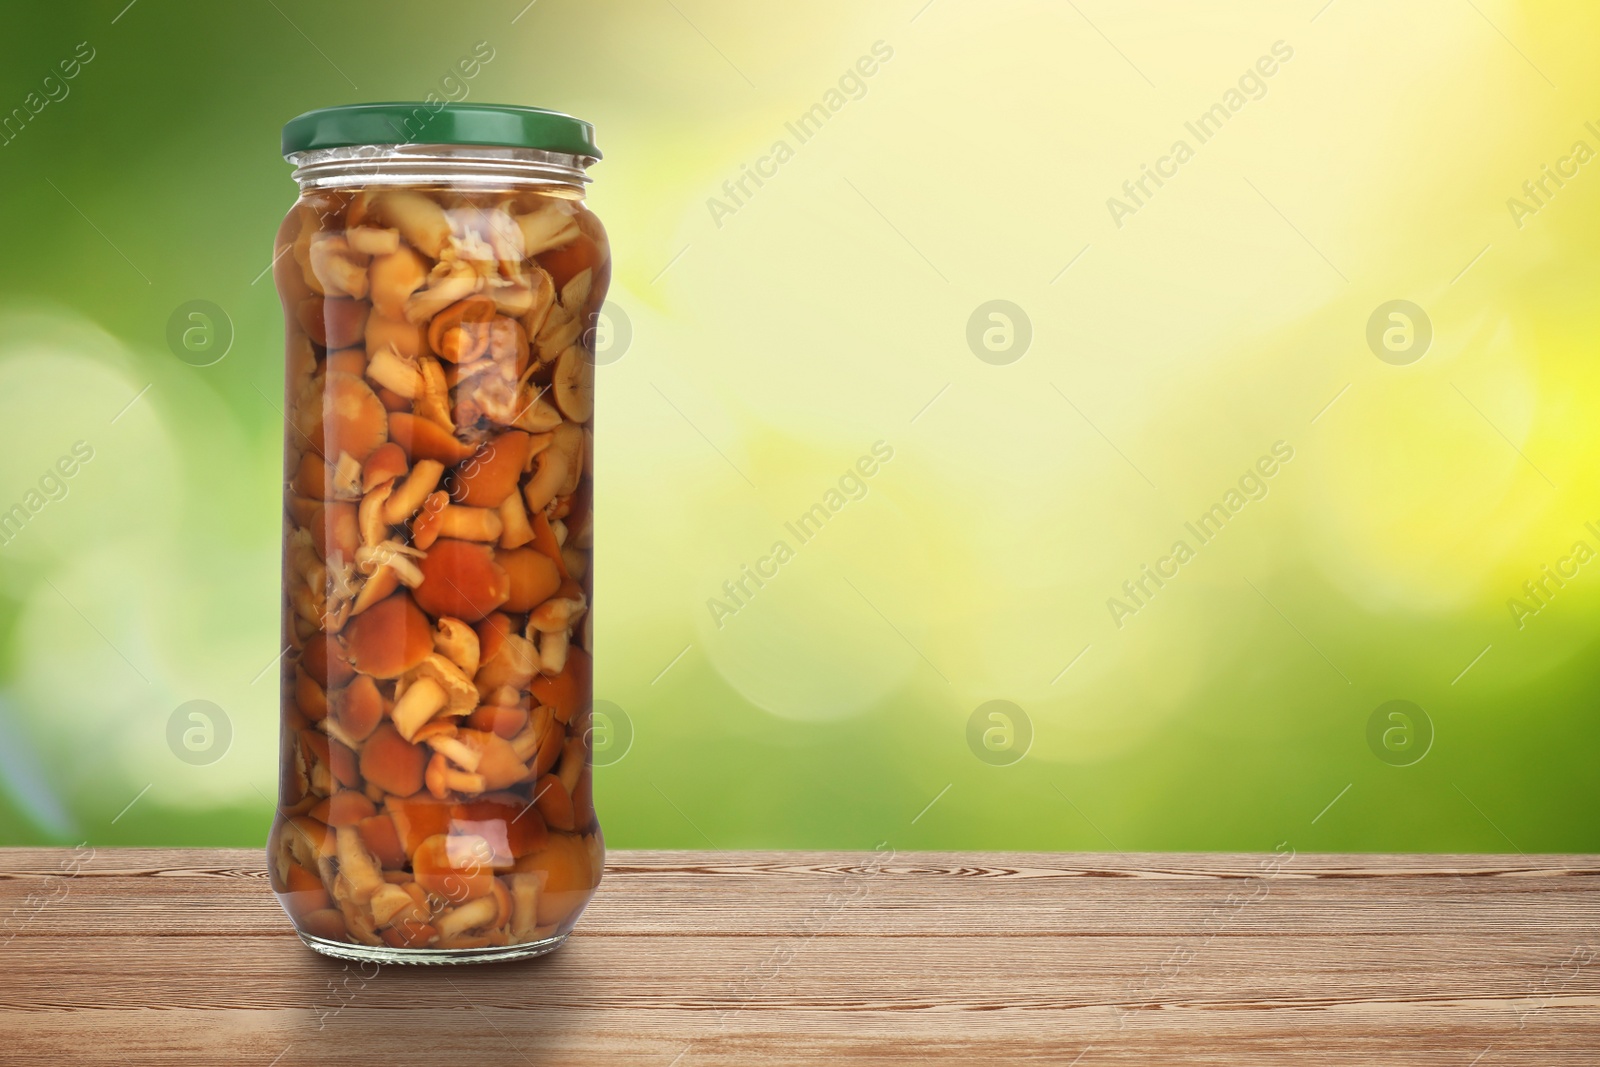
[286,143,595,191]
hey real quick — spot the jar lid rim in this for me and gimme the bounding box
[281,103,600,160]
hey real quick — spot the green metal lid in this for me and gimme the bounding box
[282,103,600,159]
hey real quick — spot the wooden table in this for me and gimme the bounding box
[2,848,1597,1064]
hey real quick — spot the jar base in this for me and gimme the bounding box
[298,931,570,966]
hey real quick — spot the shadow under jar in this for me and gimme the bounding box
[268,105,607,964]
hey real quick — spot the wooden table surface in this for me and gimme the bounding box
[2,848,1597,1065]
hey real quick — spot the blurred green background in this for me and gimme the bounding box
[0,0,1595,854]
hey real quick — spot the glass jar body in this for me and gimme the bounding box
[267,162,605,964]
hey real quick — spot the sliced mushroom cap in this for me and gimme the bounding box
[364,312,431,360]
[559,268,593,317]
[365,344,423,399]
[291,210,325,297]
[550,422,585,498]
[329,673,385,742]
[381,459,445,525]
[334,342,376,377]
[274,223,314,305]
[530,646,590,723]
[345,590,432,679]
[427,732,482,773]
[489,282,535,319]
[515,832,595,926]
[367,190,452,258]
[299,908,351,943]
[417,652,480,715]
[277,859,329,916]
[413,356,456,433]
[309,501,360,564]
[532,773,576,832]
[552,345,594,423]
[294,666,328,721]
[452,430,533,508]
[414,539,510,623]
[358,722,427,797]
[405,260,480,325]
[357,480,393,552]
[540,225,607,294]
[463,729,533,791]
[390,653,479,741]
[413,833,497,904]
[520,265,557,340]
[318,372,389,464]
[556,734,586,797]
[424,751,488,799]
[381,918,439,949]
[513,393,564,434]
[498,547,562,613]
[283,812,335,871]
[467,704,529,740]
[334,825,386,904]
[427,295,497,363]
[356,813,408,868]
[411,490,449,550]
[436,505,503,542]
[368,882,422,928]
[510,705,553,762]
[498,490,534,549]
[473,628,537,700]
[434,892,500,942]
[361,442,408,493]
[536,628,569,677]
[329,452,364,501]
[308,233,369,299]
[432,617,481,679]
[529,592,586,634]
[292,452,332,499]
[380,796,448,858]
[328,735,361,789]
[299,296,371,350]
[532,721,563,789]
[311,790,378,828]
[509,872,541,940]
[515,202,580,258]
[521,443,570,515]
[388,412,476,464]
[535,305,583,364]
[346,225,401,257]
[301,633,355,689]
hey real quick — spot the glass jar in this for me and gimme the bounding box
[267,104,606,964]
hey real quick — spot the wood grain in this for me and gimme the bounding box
[2,848,1597,1065]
